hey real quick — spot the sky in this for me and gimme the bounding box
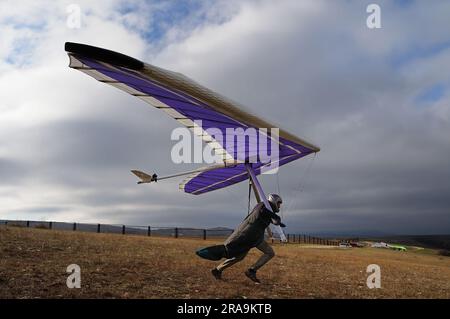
[0,0,449,235]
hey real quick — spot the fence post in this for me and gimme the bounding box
[122,225,126,235]
[148,226,151,237]
[97,224,101,233]
[203,229,206,240]
[49,221,53,230]
[73,223,77,231]
[287,234,290,243]
[26,221,30,228]
[175,228,178,238]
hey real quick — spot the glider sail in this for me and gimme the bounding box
[65,42,320,197]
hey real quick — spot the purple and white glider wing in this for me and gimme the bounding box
[65,42,320,195]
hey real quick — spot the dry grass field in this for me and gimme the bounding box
[0,226,449,299]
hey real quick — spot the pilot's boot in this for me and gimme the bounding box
[244,268,260,283]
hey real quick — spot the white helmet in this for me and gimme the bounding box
[267,194,283,213]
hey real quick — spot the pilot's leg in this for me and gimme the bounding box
[215,251,248,272]
[250,240,275,271]
[243,241,274,283]
[211,250,248,279]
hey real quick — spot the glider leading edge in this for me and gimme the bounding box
[65,42,320,244]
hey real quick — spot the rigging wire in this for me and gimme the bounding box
[224,184,249,211]
[284,152,317,215]
[224,152,317,220]
[247,179,252,215]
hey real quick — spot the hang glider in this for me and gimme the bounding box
[65,42,320,241]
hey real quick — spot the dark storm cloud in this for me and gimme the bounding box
[10,206,68,215]
[16,115,183,186]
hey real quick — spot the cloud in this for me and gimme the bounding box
[0,0,449,235]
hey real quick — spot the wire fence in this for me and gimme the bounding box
[0,219,339,246]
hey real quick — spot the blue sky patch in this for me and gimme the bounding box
[416,83,446,104]
[114,0,206,43]
[390,41,450,69]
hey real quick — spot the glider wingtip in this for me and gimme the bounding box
[64,42,75,52]
[64,42,145,71]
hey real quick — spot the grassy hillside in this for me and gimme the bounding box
[0,226,449,299]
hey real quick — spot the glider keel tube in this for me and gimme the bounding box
[132,162,239,185]
[245,163,287,242]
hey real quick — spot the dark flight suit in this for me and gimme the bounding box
[217,202,281,272]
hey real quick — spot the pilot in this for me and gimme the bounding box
[211,194,285,283]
